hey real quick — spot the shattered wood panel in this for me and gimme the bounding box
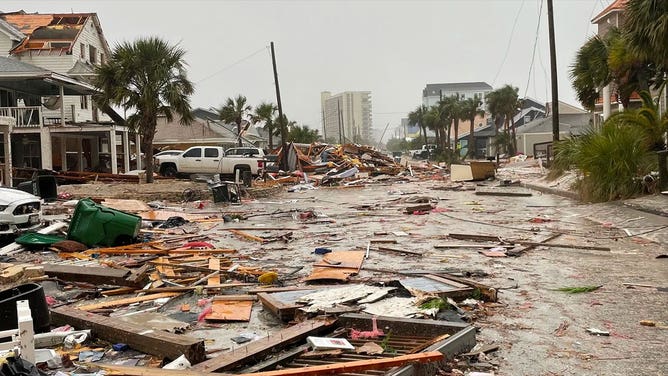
[304,266,359,282]
[116,312,189,333]
[208,258,221,286]
[42,264,137,287]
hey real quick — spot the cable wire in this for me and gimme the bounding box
[524,0,545,99]
[195,46,269,84]
[492,0,526,86]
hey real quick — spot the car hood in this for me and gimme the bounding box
[0,187,40,204]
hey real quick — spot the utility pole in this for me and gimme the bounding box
[547,0,559,142]
[270,42,288,170]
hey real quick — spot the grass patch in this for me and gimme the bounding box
[554,285,602,294]
[419,298,450,311]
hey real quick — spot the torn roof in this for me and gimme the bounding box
[0,11,103,54]
[591,0,628,24]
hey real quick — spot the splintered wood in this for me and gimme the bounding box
[305,251,365,282]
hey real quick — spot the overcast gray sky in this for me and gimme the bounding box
[4,0,612,135]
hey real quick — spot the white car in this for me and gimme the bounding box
[0,187,42,235]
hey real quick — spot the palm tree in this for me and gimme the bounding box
[623,0,668,75]
[218,95,252,147]
[438,95,459,151]
[460,95,485,158]
[94,37,194,183]
[570,34,610,111]
[252,102,277,149]
[485,89,503,137]
[610,91,668,151]
[407,105,428,146]
[288,125,320,143]
[570,28,654,110]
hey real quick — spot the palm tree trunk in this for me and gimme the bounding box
[446,121,452,150]
[509,113,517,155]
[268,132,274,150]
[453,119,460,154]
[421,123,427,146]
[144,120,156,183]
[468,117,475,158]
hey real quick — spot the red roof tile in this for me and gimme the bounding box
[592,0,628,24]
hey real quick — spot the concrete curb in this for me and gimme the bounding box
[521,182,581,201]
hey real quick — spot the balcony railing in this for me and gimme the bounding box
[0,106,42,128]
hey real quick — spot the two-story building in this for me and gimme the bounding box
[0,11,132,184]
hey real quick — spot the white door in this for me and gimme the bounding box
[180,147,202,173]
[202,147,221,173]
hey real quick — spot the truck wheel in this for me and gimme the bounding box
[162,165,177,177]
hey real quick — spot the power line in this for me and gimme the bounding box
[524,0,545,99]
[492,0,527,86]
[195,46,269,84]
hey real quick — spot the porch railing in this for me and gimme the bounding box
[0,106,42,128]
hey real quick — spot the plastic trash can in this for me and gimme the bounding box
[17,175,58,201]
[67,198,141,247]
[0,283,50,334]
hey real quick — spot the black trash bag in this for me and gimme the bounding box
[0,356,47,376]
[158,216,189,229]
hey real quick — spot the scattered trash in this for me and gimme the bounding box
[586,327,610,336]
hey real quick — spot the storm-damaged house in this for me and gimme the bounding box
[0,11,134,185]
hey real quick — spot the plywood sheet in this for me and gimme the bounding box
[102,199,151,212]
[205,298,253,321]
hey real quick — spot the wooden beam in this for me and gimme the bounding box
[249,352,444,376]
[94,365,233,376]
[43,264,137,287]
[76,292,182,311]
[192,319,337,373]
[208,258,221,286]
[50,306,205,364]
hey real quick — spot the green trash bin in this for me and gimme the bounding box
[67,198,142,247]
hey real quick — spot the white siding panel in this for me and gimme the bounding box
[16,54,74,74]
[74,18,110,66]
[0,34,14,56]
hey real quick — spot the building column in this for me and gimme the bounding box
[40,126,53,170]
[76,136,83,171]
[2,125,12,186]
[122,130,130,172]
[135,133,142,170]
[109,127,118,174]
[59,85,65,126]
[60,136,67,171]
[602,85,611,120]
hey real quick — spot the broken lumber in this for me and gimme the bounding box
[76,292,182,311]
[376,246,422,256]
[249,351,444,376]
[42,264,138,287]
[50,306,205,363]
[192,319,336,372]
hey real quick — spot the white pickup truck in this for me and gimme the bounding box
[156,146,265,177]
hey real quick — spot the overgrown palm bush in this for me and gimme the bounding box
[552,123,656,202]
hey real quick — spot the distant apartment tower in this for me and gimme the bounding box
[422,82,493,108]
[321,91,372,143]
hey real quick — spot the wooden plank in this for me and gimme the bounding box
[155,257,176,277]
[76,292,182,311]
[126,264,152,285]
[249,352,444,376]
[102,199,152,212]
[447,233,502,242]
[192,319,337,373]
[376,246,423,256]
[434,244,514,249]
[208,258,221,286]
[50,306,205,364]
[506,232,562,257]
[475,189,533,197]
[95,365,234,376]
[228,229,266,243]
[42,264,136,287]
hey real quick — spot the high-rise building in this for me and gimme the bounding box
[321,91,372,144]
[422,82,493,108]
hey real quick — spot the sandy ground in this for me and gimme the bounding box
[33,167,668,375]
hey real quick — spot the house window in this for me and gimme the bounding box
[89,46,97,64]
[80,96,88,110]
[80,43,85,59]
